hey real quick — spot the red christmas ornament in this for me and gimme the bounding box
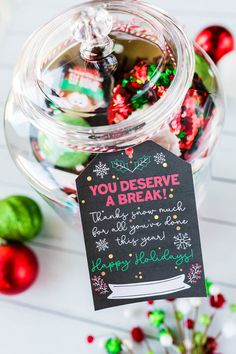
[210,293,226,309]
[146,311,152,318]
[86,335,94,344]
[166,298,176,302]
[195,26,234,63]
[131,327,145,343]
[185,318,195,330]
[0,243,39,295]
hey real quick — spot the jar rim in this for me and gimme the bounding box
[12,0,195,151]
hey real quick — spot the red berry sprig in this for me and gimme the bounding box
[130,327,145,343]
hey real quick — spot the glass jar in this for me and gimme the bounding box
[4,0,224,228]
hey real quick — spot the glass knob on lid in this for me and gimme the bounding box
[72,6,114,60]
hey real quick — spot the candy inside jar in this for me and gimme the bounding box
[4,1,224,225]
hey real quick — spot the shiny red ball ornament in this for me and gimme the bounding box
[210,293,226,308]
[0,243,39,295]
[195,26,234,63]
[185,318,195,330]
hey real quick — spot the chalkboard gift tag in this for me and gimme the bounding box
[76,141,206,310]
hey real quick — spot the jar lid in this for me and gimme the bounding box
[13,0,194,148]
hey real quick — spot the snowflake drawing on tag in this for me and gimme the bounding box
[93,161,110,179]
[92,276,109,295]
[96,238,109,252]
[187,264,202,284]
[153,152,166,165]
[173,233,191,250]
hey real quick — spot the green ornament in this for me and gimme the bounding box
[194,332,206,346]
[38,131,90,168]
[200,314,211,327]
[230,304,236,312]
[105,338,122,354]
[0,195,43,242]
[205,278,213,296]
[149,309,165,327]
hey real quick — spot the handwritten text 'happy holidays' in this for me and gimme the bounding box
[89,174,180,207]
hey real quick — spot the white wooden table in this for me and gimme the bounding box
[0,0,236,353]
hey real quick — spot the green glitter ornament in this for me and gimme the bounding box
[149,309,165,327]
[0,195,43,242]
[105,338,122,354]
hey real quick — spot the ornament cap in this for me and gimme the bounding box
[0,238,7,246]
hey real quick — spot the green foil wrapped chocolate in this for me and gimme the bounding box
[0,195,43,242]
